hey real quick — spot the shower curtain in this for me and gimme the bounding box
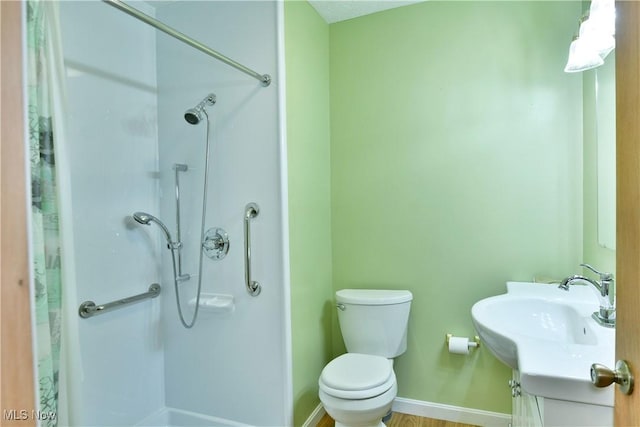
[28,1,64,424]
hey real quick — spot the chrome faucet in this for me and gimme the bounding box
[559,263,615,328]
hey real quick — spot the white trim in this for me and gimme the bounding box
[276,1,294,426]
[302,398,510,427]
[302,403,326,427]
[392,397,511,427]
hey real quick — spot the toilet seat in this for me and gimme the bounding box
[319,353,395,400]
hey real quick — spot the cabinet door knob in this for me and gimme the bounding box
[590,360,634,395]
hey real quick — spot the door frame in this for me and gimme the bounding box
[0,1,37,424]
[615,0,640,425]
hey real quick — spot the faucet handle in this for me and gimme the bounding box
[580,263,614,281]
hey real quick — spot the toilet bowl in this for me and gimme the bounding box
[318,289,413,427]
[319,353,397,427]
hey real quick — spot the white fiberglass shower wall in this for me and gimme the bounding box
[55,1,290,425]
[58,2,163,424]
[155,1,290,424]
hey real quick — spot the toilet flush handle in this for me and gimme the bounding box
[337,303,346,311]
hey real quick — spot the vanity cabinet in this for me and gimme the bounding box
[510,371,543,427]
[510,371,613,427]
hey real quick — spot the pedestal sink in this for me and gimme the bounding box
[471,282,615,407]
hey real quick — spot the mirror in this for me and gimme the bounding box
[596,52,616,250]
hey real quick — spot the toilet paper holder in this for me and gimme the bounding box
[446,334,481,349]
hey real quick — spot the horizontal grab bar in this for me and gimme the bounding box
[78,283,161,319]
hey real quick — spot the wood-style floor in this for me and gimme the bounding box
[317,412,477,427]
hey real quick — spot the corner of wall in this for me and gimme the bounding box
[284,2,333,426]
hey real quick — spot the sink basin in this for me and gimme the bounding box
[471,282,615,406]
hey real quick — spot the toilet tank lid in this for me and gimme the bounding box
[336,289,413,305]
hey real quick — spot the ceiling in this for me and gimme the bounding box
[143,0,426,25]
[308,0,426,24]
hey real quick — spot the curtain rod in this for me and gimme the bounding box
[102,0,271,87]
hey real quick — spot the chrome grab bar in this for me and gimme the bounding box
[244,203,261,296]
[78,283,161,319]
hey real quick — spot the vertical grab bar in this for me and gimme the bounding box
[244,203,261,296]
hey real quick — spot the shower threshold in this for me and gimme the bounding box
[136,407,253,427]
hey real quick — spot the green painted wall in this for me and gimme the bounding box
[284,2,332,426]
[328,1,583,413]
[284,0,602,421]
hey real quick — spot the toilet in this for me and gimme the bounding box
[319,289,413,427]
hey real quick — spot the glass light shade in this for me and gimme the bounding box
[580,18,615,59]
[589,0,616,36]
[564,37,604,73]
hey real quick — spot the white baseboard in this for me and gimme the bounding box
[392,397,511,427]
[302,403,326,427]
[303,397,511,427]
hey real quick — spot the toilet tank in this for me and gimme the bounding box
[336,289,413,358]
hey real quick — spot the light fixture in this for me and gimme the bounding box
[580,17,615,59]
[589,0,615,37]
[564,0,615,73]
[564,35,604,73]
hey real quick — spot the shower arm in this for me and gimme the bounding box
[102,0,271,87]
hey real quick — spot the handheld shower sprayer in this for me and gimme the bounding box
[132,91,217,329]
[132,211,178,249]
[184,93,216,125]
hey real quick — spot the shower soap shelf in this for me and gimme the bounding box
[188,293,234,314]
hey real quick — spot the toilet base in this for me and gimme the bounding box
[320,382,397,427]
[334,420,385,427]
[336,409,390,427]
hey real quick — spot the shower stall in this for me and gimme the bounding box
[45,1,291,425]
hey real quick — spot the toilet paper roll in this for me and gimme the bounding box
[448,336,470,355]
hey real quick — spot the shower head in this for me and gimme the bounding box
[184,109,203,125]
[133,211,174,246]
[184,93,216,125]
[133,211,153,225]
